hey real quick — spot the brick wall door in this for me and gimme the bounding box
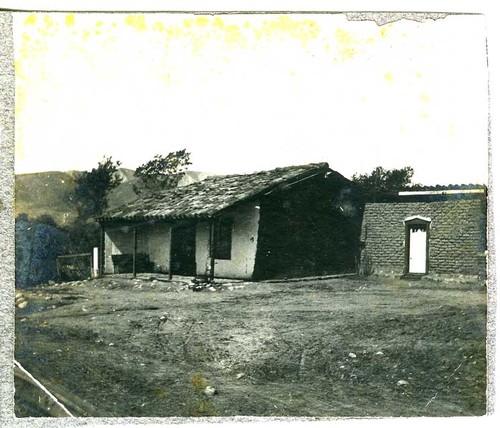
[408,226,427,274]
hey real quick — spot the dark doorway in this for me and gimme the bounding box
[171,223,197,276]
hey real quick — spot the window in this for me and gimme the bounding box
[214,218,232,260]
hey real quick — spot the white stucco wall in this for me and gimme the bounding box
[196,201,260,279]
[104,226,142,274]
[104,223,170,274]
[147,223,171,273]
[104,203,259,278]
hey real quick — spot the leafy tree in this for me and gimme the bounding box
[15,215,67,287]
[352,166,415,199]
[134,150,192,194]
[67,157,122,254]
[35,214,58,228]
[73,156,122,221]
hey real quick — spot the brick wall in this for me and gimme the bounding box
[360,198,486,277]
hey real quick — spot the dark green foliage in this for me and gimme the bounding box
[67,157,122,256]
[74,156,122,220]
[133,150,191,194]
[35,214,58,228]
[63,220,100,254]
[15,215,67,287]
[15,158,122,286]
[352,166,415,200]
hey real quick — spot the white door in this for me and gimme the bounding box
[409,227,427,273]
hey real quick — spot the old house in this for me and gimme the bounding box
[359,186,487,279]
[98,163,363,280]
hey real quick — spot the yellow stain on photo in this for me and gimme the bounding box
[384,71,394,82]
[12,12,487,186]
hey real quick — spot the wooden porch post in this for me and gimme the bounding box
[209,219,216,282]
[168,225,173,280]
[99,223,105,276]
[132,226,137,278]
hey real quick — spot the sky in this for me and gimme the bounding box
[13,12,489,185]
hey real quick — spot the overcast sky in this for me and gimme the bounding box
[13,12,489,185]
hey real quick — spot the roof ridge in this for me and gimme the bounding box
[99,162,331,221]
[153,162,330,192]
[201,162,329,179]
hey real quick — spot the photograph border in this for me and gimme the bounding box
[0,1,497,426]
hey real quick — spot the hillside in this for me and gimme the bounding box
[15,169,212,227]
[15,171,81,226]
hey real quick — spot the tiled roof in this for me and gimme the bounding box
[100,163,330,221]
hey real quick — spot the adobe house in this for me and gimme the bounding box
[359,186,487,279]
[97,163,363,280]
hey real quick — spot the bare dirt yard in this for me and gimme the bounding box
[14,274,487,418]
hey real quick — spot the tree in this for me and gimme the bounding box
[15,215,67,287]
[73,156,122,221]
[133,150,192,194]
[352,166,415,199]
[35,214,58,228]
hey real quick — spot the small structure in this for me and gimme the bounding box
[98,163,363,280]
[359,186,487,279]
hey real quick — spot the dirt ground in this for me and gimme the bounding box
[14,274,487,418]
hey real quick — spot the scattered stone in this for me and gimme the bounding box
[109,343,115,347]
[375,351,384,356]
[207,286,217,292]
[18,301,28,309]
[45,296,52,300]
[228,286,234,291]
[348,352,357,358]
[48,280,56,286]
[397,380,409,387]
[235,373,246,380]
[203,386,216,396]
[15,292,23,299]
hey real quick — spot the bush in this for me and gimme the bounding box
[15,215,68,287]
